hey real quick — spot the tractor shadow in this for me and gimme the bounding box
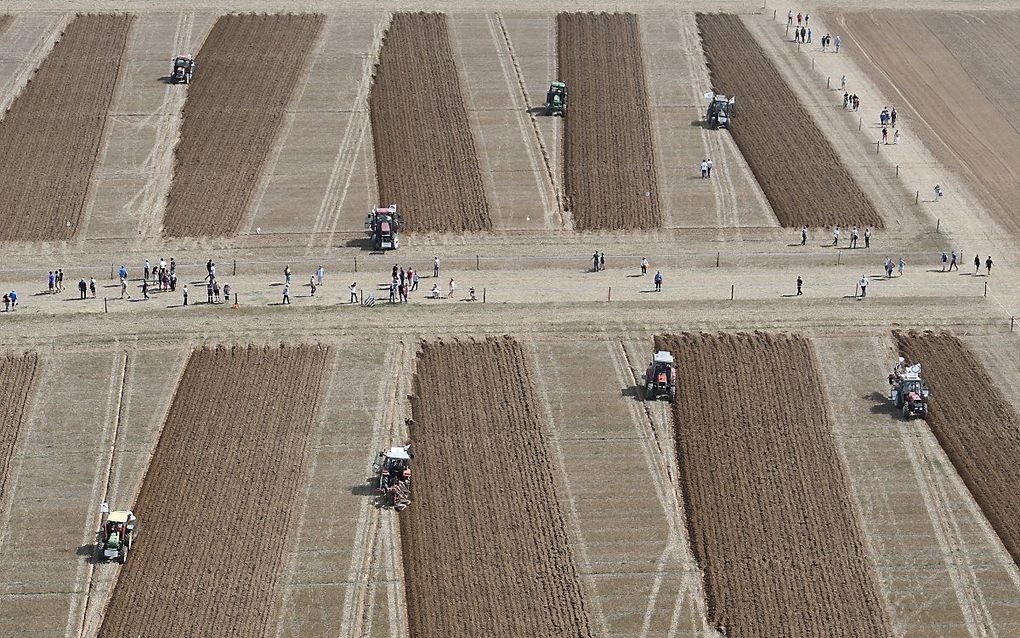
[527,106,549,115]
[76,542,99,564]
[343,237,385,253]
[868,390,898,415]
[350,478,377,497]
[689,120,708,128]
[621,385,642,400]
[157,75,179,84]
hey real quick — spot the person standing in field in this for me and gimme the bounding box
[950,251,958,271]
[592,251,599,272]
[701,159,708,178]
[850,226,859,248]
[864,227,872,248]
[796,276,803,296]
[641,257,649,274]
[974,253,981,274]
[120,278,128,299]
[807,27,812,43]
[142,279,149,300]
[654,271,663,292]
[119,265,128,281]
[89,278,96,298]
[941,252,948,272]
[840,74,847,92]
[893,130,901,144]
[309,276,316,297]
[788,10,793,25]
[448,278,457,299]
[283,282,291,305]
[144,259,150,282]
[832,226,840,247]
[411,269,419,291]
[882,126,888,144]
[284,265,292,285]
[78,278,87,300]
[349,282,358,304]
[797,11,802,25]
[48,271,55,294]
[433,256,440,278]
[706,159,714,177]
[891,107,897,127]
[843,92,849,109]
[986,255,993,275]
[859,275,868,298]
[801,226,808,246]
[316,265,324,287]
[2,293,8,312]
[599,252,606,271]
[898,258,905,276]
[834,35,841,52]
[183,284,189,306]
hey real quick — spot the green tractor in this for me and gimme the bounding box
[97,510,137,564]
[545,81,567,116]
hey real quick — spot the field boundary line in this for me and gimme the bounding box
[309,12,388,253]
[0,14,69,115]
[491,12,563,229]
[75,17,135,247]
[616,339,710,637]
[270,347,342,638]
[337,340,400,638]
[526,339,609,636]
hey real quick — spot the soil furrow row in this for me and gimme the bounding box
[0,353,39,501]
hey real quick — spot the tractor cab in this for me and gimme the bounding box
[373,446,412,510]
[705,91,735,129]
[172,54,195,84]
[889,359,931,418]
[365,205,401,251]
[644,350,678,403]
[545,81,567,116]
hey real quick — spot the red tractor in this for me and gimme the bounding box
[888,357,931,419]
[644,351,677,403]
[373,446,411,510]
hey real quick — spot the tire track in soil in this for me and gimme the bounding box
[369,12,491,233]
[696,13,883,229]
[492,13,562,228]
[0,15,133,242]
[558,12,661,231]
[402,337,594,638]
[657,332,893,638]
[96,344,330,638]
[161,14,324,237]
[894,331,1020,571]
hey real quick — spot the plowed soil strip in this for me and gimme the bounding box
[558,12,661,230]
[894,331,1020,567]
[162,14,323,237]
[840,11,1020,234]
[697,14,882,229]
[0,15,132,241]
[657,332,891,637]
[0,354,39,500]
[402,337,593,637]
[0,16,11,38]
[369,12,491,233]
[98,345,330,638]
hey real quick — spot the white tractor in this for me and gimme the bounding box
[704,91,736,129]
[888,357,931,419]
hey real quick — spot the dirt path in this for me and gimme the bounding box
[658,332,892,637]
[401,337,594,637]
[0,15,133,241]
[97,344,330,637]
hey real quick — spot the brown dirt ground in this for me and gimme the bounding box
[697,13,883,229]
[656,332,892,637]
[97,344,330,638]
[838,11,1020,235]
[894,331,1020,568]
[0,16,11,38]
[0,15,132,241]
[557,12,661,230]
[369,12,491,233]
[400,337,594,638]
[161,14,323,237]
[0,353,38,500]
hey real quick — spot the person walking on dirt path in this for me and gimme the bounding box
[806,27,812,43]
[934,184,944,201]
[701,159,708,178]
[941,252,948,272]
[144,259,150,282]
[182,284,189,306]
[600,252,606,271]
[864,227,872,248]
[882,126,889,144]
[850,226,859,249]
[797,11,802,25]
[840,74,847,92]
[142,279,149,300]
[788,10,793,25]
[799,26,806,43]
[309,276,316,297]
[2,293,8,313]
[592,251,599,272]
[284,265,292,286]
[349,282,358,304]
[448,278,457,299]
[57,269,63,292]
[898,258,905,276]
[78,278,87,300]
[641,257,649,274]
[804,13,809,25]
[891,107,897,127]
[706,159,714,177]
[832,226,840,247]
[893,130,901,145]
[316,265,324,287]
[950,251,958,271]
[433,256,440,278]
[801,226,808,246]
[843,92,849,109]
[974,254,981,274]
[120,278,128,299]
[89,278,96,298]
[411,269,419,292]
[834,35,841,53]
[389,278,397,303]
[654,271,663,292]
[796,276,803,296]
[47,271,55,294]
[213,280,221,303]
[859,275,868,298]
[119,265,128,282]
[8,290,17,310]
[986,255,993,276]
[283,282,291,305]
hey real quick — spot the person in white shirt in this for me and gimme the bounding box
[349,282,358,304]
[859,275,868,298]
[700,160,708,179]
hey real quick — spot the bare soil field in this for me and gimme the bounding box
[894,331,1020,567]
[838,11,1020,235]
[369,12,491,233]
[0,14,132,242]
[161,14,323,237]
[0,16,11,38]
[697,13,883,229]
[401,337,594,637]
[557,12,660,231]
[657,332,892,637]
[0,353,38,500]
[97,344,330,637]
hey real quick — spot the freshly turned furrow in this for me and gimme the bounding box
[0,353,40,500]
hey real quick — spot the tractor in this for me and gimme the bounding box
[373,446,411,511]
[171,54,195,84]
[545,81,567,116]
[644,350,677,403]
[96,510,136,564]
[888,357,931,419]
[704,91,735,129]
[365,205,401,251]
